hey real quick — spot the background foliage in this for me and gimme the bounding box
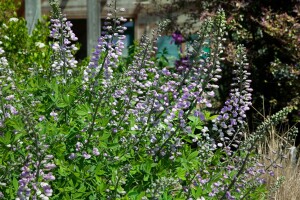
[149,0,300,127]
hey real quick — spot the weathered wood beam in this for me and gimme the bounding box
[87,0,101,56]
[25,0,41,34]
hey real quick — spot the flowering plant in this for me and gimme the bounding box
[0,0,297,199]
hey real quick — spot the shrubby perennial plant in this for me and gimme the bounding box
[0,0,297,199]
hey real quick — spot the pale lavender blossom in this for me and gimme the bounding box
[68,153,76,160]
[50,111,58,121]
[75,142,83,151]
[44,163,56,170]
[92,147,100,156]
[82,151,91,159]
[39,115,46,122]
[5,94,14,101]
[43,173,56,181]
[226,191,236,200]
[213,45,252,149]
[49,6,78,79]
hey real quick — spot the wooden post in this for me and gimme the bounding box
[87,0,101,56]
[25,0,41,34]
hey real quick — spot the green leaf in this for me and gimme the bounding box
[187,151,199,161]
[72,192,83,199]
[76,110,88,116]
[0,132,11,145]
[188,115,199,123]
[89,196,97,200]
[64,187,75,192]
[6,119,24,132]
[137,192,146,200]
[63,94,71,105]
[203,111,218,120]
[117,186,125,194]
[100,133,110,140]
[109,185,115,191]
[196,126,203,130]
[127,190,139,198]
[95,164,106,175]
[58,167,68,176]
[75,104,91,116]
[68,179,74,187]
[13,133,23,143]
[107,143,119,149]
[78,184,86,193]
[95,169,106,176]
[143,174,149,181]
[208,114,218,120]
[195,187,203,197]
[99,142,107,148]
[13,177,18,191]
[57,102,68,108]
[176,168,186,180]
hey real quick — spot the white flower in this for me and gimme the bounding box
[119,17,127,22]
[5,95,14,101]
[50,111,57,117]
[40,182,49,187]
[35,42,46,49]
[50,111,58,121]
[9,17,18,22]
[51,42,60,51]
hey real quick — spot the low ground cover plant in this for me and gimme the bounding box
[0,0,298,199]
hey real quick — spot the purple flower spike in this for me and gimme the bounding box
[172,31,185,45]
[226,191,236,200]
[175,56,191,72]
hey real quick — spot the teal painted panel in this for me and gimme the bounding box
[157,36,180,66]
